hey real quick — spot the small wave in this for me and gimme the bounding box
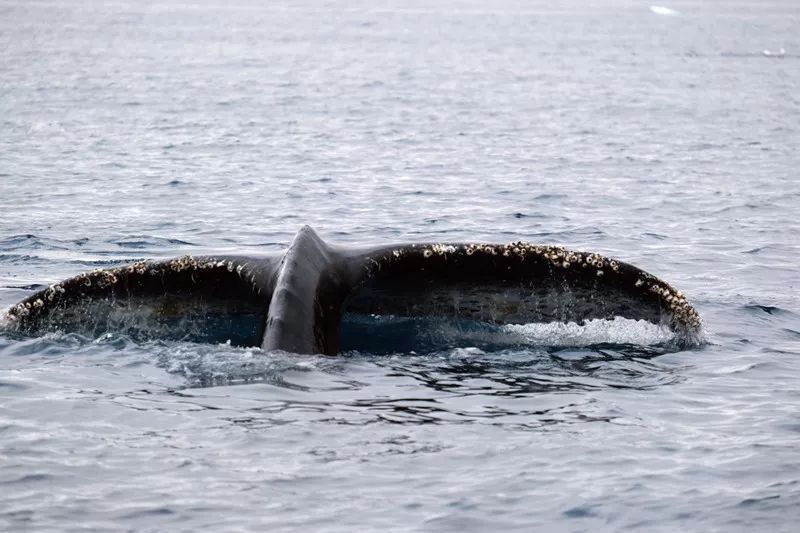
[742,304,791,316]
[111,235,196,248]
[0,234,83,251]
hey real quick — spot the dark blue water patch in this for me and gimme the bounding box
[512,212,547,219]
[743,304,787,316]
[0,380,28,392]
[563,505,599,518]
[532,193,568,201]
[118,507,176,519]
[736,494,781,508]
[339,314,510,354]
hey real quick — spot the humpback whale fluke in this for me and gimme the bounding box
[2,226,701,354]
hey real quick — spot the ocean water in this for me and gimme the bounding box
[1,0,799,531]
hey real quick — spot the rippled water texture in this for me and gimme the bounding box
[1,0,799,531]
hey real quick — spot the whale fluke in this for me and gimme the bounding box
[3,226,701,354]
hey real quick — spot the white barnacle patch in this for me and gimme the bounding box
[423,249,433,258]
[169,255,199,272]
[635,279,644,287]
[429,244,456,256]
[12,304,29,317]
[597,270,604,277]
[392,250,401,258]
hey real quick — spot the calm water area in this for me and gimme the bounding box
[1,0,799,531]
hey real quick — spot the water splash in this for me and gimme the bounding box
[502,317,676,347]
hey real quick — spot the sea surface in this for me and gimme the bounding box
[1,0,799,531]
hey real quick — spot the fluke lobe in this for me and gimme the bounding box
[3,226,701,354]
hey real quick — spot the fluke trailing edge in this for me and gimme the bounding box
[3,226,701,354]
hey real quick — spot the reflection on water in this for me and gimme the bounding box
[0,324,689,433]
[0,324,683,428]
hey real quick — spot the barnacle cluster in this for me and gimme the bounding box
[395,240,701,331]
[3,255,264,326]
[646,282,701,330]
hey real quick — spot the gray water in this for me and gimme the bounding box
[1,0,799,531]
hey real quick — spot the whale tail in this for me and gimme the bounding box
[3,227,701,354]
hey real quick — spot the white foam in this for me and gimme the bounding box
[763,48,786,57]
[650,5,679,16]
[502,317,675,347]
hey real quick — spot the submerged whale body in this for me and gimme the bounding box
[3,226,701,354]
